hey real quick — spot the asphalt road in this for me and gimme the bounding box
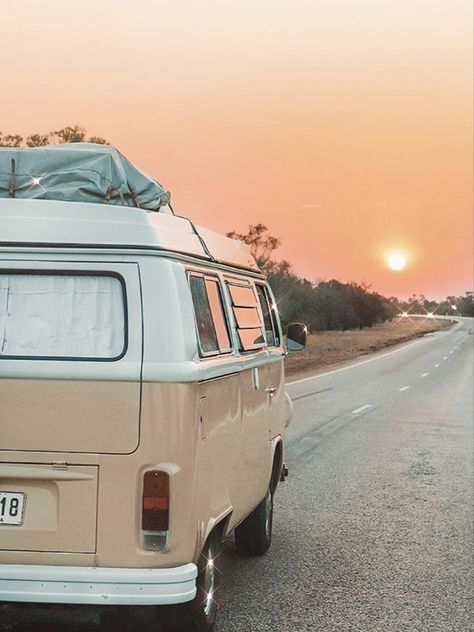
[3,318,473,632]
[217,318,473,632]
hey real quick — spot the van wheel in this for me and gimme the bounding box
[131,532,221,632]
[177,529,221,632]
[234,487,273,556]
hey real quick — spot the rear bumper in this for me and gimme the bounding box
[0,563,197,606]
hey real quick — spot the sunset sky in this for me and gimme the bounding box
[1,0,472,299]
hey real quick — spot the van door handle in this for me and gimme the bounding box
[266,387,277,397]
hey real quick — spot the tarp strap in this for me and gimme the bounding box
[129,189,141,209]
[187,219,217,263]
[8,159,16,198]
[104,187,127,206]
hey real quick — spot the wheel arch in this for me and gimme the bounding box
[197,507,233,562]
[270,436,284,495]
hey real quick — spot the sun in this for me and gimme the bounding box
[387,253,407,271]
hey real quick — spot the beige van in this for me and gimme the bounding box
[0,198,306,630]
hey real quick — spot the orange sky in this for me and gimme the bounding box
[1,0,472,299]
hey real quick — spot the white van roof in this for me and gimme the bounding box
[0,198,261,273]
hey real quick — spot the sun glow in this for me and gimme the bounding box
[387,253,407,271]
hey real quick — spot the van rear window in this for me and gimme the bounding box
[0,273,125,360]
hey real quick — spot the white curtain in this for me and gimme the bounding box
[0,274,125,358]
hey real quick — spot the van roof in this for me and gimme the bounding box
[0,198,261,273]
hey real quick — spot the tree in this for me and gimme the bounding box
[456,292,474,317]
[87,136,108,145]
[26,134,50,147]
[227,224,281,270]
[0,126,109,148]
[315,280,359,330]
[0,134,23,147]
[267,260,319,330]
[50,125,87,144]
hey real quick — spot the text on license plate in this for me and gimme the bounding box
[0,492,26,525]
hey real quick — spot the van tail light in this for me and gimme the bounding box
[142,470,170,550]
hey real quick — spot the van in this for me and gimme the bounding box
[0,196,306,630]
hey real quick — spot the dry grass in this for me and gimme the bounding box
[285,318,454,379]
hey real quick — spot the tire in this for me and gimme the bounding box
[177,529,221,632]
[234,487,273,556]
[129,531,221,632]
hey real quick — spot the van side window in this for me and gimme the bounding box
[189,274,231,356]
[227,282,266,351]
[256,284,280,347]
[205,278,232,352]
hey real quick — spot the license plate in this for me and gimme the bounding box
[0,492,26,526]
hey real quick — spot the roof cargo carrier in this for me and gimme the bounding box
[0,143,171,211]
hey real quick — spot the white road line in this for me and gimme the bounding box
[352,404,372,414]
[287,336,430,386]
[422,372,429,377]
[450,350,454,354]
[443,356,448,360]
[287,323,461,387]
[435,364,440,367]
[399,386,410,392]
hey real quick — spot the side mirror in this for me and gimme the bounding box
[286,323,307,351]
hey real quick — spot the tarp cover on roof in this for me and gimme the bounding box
[0,143,171,212]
